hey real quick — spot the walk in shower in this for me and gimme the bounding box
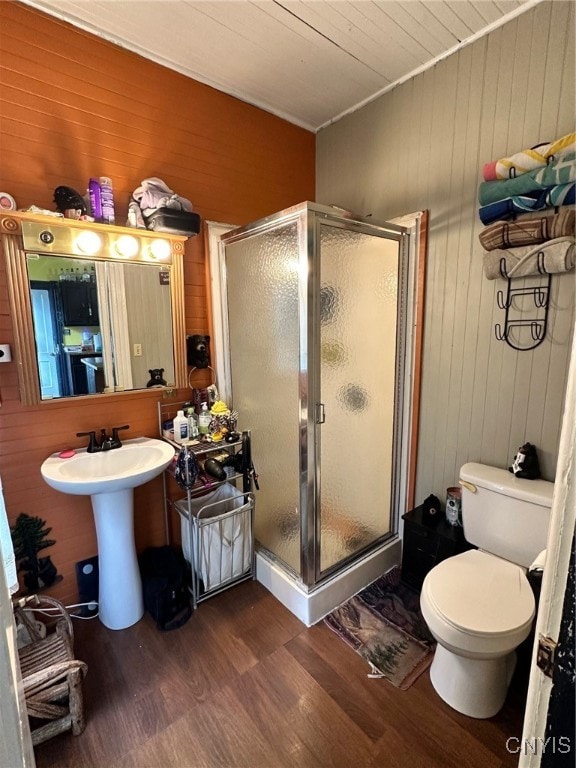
[221,202,411,623]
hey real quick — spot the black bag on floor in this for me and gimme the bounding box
[139,546,192,631]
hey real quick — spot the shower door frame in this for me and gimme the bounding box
[220,202,410,590]
[305,209,408,586]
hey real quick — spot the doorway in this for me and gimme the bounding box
[30,281,65,399]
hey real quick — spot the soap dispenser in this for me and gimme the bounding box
[198,402,211,435]
[173,410,189,444]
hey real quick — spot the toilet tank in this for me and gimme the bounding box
[459,462,554,567]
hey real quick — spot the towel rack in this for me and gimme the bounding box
[494,259,551,350]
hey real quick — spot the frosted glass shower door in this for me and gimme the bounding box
[224,221,303,575]
[318,223,400,575]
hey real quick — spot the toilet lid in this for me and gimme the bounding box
[425,550,535,636]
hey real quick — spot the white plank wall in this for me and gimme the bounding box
[316,1,575,503]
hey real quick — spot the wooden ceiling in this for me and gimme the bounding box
[22,0,541,131]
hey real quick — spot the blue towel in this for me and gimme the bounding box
[479,183,575,225]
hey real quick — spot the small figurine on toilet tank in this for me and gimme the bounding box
[509,442,541,479]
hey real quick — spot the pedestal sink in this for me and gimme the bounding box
[41,437,175,630]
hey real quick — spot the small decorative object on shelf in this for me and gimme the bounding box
[509,442,541,479]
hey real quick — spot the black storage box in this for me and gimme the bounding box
[139,545,192,631]
[144,207,201,236]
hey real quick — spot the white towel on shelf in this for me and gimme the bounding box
[483,236,575,280]
[0,474,18,594]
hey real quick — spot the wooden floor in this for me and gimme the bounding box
[34,580,527,768]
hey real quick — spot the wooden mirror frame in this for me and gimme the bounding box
[1,211,188,406]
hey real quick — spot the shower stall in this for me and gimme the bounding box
[221,202,410,624]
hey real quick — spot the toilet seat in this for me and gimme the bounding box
[424,549,535,637]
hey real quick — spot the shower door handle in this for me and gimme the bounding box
[315,403,325,424]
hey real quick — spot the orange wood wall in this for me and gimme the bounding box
[0,1,315,605]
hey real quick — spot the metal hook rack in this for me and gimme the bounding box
[494,258,551,350]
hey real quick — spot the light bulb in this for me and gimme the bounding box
[75,231,102,255]
[114,234,139,258]
[148,239,171,260]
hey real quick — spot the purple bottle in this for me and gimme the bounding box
[88,178,102,221]
[99,176,115,224]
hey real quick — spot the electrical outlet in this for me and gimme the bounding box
[133,343,142,357]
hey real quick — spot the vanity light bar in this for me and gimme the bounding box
[17,218,185,264]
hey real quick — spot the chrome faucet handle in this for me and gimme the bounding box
[111,425,129,448]
[76,430,101,453]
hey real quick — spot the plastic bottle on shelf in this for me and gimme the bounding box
[198,402,211,435]
[187,410,199,438]
[99,176,115,224]
[88,178,102,221]
[173,410,189,444]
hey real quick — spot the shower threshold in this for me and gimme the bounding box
[255,537,401,626]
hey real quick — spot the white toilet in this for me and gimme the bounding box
[420,462,554,719]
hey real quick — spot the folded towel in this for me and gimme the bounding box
[483,237,575,280]
[482,133,575,181]
[546,181,576,208]
[131,177,193,218]
[479,195,546,225]
[479,153,576,206]
[479,183,576,225]
[479,208,576,251]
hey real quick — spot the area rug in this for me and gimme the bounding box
[323,566,435,689]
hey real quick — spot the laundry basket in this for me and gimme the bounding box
[175,483,254,605]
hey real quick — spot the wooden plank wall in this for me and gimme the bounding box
[0,1,314,605]
[316,0,575,503]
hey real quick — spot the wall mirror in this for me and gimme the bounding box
[1,212,188,405]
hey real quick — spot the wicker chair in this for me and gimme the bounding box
[13,595,88,746]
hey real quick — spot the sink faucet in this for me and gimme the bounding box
[111,425,129,448]
[99,429,114,451]
[100,425,130,450]
[76,431,101,453]
[77,426,130,452]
